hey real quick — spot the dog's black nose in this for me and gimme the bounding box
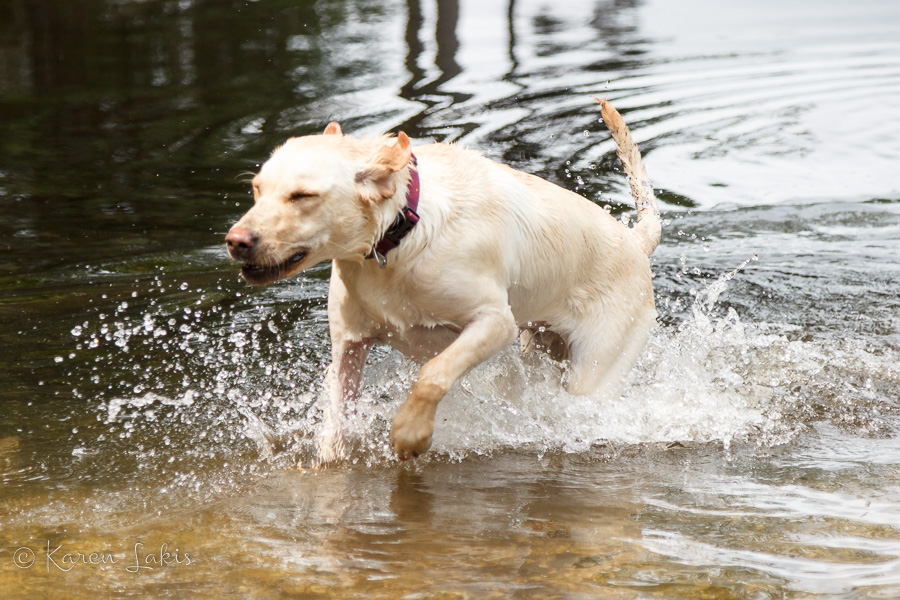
[225,227,257,260]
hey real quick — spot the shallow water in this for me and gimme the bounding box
[1,0,900,597]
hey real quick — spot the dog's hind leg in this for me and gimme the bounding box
[520,327,569,362]
[564,306,655,398]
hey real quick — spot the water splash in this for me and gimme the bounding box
[427,257,775,457]
[106,390,196,423]
[66,255,898,476]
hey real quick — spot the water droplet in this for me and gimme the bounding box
[180,282,189,291]
[54,356,64,363]
[71,326,83,337]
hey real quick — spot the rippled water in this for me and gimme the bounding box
[1,0,899,597]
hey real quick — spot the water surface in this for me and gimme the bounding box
[1,0,899,597]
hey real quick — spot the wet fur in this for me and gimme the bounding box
[225,100,661,462]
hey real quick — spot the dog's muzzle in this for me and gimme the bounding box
[239,250,308,285]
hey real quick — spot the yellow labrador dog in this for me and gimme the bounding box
[226,99,660,461]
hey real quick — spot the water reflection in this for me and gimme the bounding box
[389,469,435,525]
[398,0,472,137]
[236,456,650,596]
[401,0,426,98]
[392,0,652,144]
[2,0,900,597]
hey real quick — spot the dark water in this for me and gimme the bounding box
[2,0,900,597]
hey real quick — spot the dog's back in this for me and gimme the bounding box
[386,141,655,334]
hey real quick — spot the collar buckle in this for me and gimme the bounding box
[372,246,388,268]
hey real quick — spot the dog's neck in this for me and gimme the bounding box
[366,154,420,267]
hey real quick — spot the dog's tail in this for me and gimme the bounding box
[595,97,661,256]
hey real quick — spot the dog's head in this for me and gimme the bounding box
[225,123,412,284]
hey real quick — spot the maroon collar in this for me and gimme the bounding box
[366,154,420,267]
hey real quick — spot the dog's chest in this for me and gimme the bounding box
[345,268,463,331]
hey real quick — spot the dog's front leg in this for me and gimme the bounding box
[317,337,374,464]
[390,307,518,460]
[317,269,376,464]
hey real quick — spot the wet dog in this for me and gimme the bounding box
[225,100,660,461]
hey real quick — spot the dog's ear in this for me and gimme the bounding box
[355,132,412,203]
[323,122,343,136]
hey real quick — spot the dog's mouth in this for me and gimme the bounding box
[240,250,308,285]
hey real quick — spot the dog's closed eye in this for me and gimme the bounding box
[289,190,317,202]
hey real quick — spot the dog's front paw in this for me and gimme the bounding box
[316,417,347,465]
[390,400,436,461]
